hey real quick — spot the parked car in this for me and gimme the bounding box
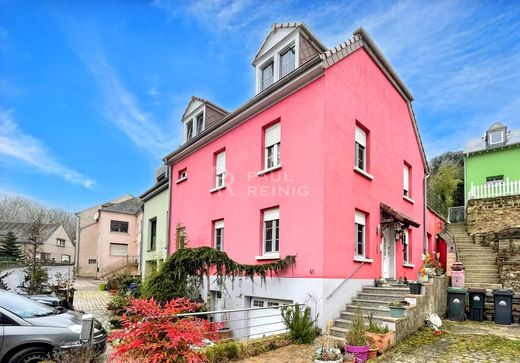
[0,289,106,363]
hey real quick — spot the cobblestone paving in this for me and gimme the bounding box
[73,278,111,328]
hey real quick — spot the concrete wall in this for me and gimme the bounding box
[466,194,520,234]
[141,187,169,278]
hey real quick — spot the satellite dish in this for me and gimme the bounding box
[93,211,99,221]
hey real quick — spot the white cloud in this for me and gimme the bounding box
[0,109,96,189]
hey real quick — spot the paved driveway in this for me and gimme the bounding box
[73,278,111,328]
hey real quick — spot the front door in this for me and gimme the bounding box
[382,226,395,279]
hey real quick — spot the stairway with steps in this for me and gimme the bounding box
[330,284,411,342]
[447,223,502,289]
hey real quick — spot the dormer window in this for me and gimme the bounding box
[489,130,504,145]
[196,112,204,134]
[279,45,295,78]
[186,120,193,141]
[261,60,274,91]
[181,97,227,144]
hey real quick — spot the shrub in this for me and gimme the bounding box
[367,313,390,334]
[345,305,368,347]
[109,297,221,362]
[99,283,106,291]
[205,341,239,363]
[107,295,130,313]
[281,303,317,344]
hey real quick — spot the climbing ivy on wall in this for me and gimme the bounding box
[143,246,296,305]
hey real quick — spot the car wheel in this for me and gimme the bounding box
[8,347,51,363]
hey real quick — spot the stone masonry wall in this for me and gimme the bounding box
[466,194,520,235]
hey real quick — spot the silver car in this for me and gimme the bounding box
[0,290,107,363]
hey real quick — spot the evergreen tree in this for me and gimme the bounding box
[0,231,24,261]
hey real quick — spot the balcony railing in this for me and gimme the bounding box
[467,178,520,200]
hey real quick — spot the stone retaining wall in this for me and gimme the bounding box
[466,194,520,235]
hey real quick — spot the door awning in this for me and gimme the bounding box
[380,203,420,228]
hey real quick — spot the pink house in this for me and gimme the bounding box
[164,23,434,330]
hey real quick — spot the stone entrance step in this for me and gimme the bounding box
[357,293,407,302]
[465,282,502,289]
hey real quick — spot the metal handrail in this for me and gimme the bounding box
[326,261,365,300]
[173,303,298,318]
[443,224,459,262]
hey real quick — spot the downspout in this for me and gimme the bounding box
[424,172,430,255]
[166,172,172,258]
[74,212,80,277]
[139,205,144,278]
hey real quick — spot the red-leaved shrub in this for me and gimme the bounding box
[109,297,221,363]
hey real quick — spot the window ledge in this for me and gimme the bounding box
[403,195,415,204]
[403,263,415,268]
[257,165,282,176]
[353,256,373,263]
[353,166,374,180]
[255,254,280,260]
[210,185,226,193]
[176,177,188,184]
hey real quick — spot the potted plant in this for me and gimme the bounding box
[389,301,406,318]
[313,345,343,363]
[367,344,378,360]
[419,267,428,283]
[366,314,396,353]
[409,280,423,295]
[344,305,369,362]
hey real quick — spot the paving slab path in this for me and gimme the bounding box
[73,278,111,328]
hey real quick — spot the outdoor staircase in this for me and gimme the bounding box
[330,283,411,342]
[447,223,502,290]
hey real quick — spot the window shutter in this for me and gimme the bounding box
[110,243,128,256]
[214,220,224,229]
[264,208,279,221]
[355,127,366,147]
[265,124,281,147]
[355,211,366,225]
[216,152,226,174]
[403,166,409,191]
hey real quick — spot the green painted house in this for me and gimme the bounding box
[464,122,520,203]
[140,165,170,278]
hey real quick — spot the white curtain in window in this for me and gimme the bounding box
[403,166,410,191]
[216,152,226,174]
[110,243,128,256]
[265,124,281,147]
[214,220,224,229]
[264,208,279,221]
[355,211,366,225]
[355,127,366,147]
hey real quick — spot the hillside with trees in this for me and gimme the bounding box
[427,151,464,217]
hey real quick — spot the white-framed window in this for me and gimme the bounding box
[403,229,410,263]
[110,220,129,233]
[214,220,224,251]
[215,151,226,188]
[263,208,279,255]
[279,44,295,78]
[355,127,367,171]
[264,123,281,169]
[109,243,128,257]
[196,112,204,134]
[403,164,410,197]
[355,211,366,257]
[489,130,504,145]
[56,238,65,247]
[260,60,274,91]
[61,254,71,263]
[186,120,194,141]
[486,175,504,185]
[177,168,188,182]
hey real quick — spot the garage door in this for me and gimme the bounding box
[249,298,292,339]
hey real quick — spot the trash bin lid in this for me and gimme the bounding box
[448,287,467,293]
[468,288,487,294]
[492,288,514,296]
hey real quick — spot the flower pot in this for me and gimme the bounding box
[345,345,370,363]
[366,331,396,353]
[314,359,343,363]
[389,306,406,318]
[409,282,422,295]
[218,327,232,340]
[367,348,378,359]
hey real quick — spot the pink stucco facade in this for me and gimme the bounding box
[168,47,428,283]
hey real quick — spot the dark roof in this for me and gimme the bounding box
[100,197,143,215]
[380,203,421,228]
[140,178,169,201]
[0,222,60,243]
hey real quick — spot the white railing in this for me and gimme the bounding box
[468,178,520,200]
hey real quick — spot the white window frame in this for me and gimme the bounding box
[109,243,128,257]
[403,229,410,263]
[264,123,281,170]
[214,220,224,251]
[262,208,280,256]
[355,211,366,258]
[195,111,204,135]
[185,120,194,141]
[176,168,188,183]
[279,43,296,78]
[61,254,71,263]
[489,130,504,145]
[355,127,367,171]
[56,238,65,247]
[403,164,410,197]
[260,59,274,91]
[215,151,226,188]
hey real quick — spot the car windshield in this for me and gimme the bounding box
[0,290,56,318]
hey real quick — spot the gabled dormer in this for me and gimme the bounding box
[182,96,228,143]
[253,22,327,94]
[486,122,507,148]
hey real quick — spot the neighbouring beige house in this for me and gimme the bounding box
[75,195,143,278]
[0,222,75,263]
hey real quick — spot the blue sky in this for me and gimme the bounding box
[1,0,519,212]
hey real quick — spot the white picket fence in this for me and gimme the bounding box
[468,178,520,200]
